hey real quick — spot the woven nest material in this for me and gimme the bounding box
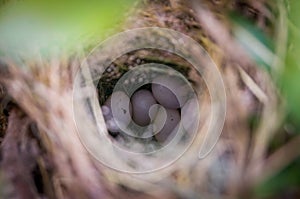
[0,0,286,198]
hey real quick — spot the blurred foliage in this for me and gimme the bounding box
[230,0,300,130]
[255,157,300,198]
[280,0,300,129]
[230,0,300,198]
[264,1,300,196]
[0,0,136,60]
[230,12,275,71]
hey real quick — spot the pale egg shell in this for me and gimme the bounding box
[131,89,157,126]
[182,97,199,134]
[155,108,180,143]
[103,91,132,132]
[106,119,120,133]
[152,84,179,109]
[101,105,112,121]
[152,76,189,109]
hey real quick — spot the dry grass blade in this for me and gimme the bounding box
[252,135,300,184]
[188,0,255,70]
[1,109,39,199]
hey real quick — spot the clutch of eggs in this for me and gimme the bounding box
[101,77,196,143]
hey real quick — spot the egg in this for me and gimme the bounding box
[152,75,188,109]
[154,108,180,143]
[101,105,112,120]
[152,83,179,109]
[131,89,157,126]
[181,97,199,134]
[103,91,132,132]
[106,119,120,133]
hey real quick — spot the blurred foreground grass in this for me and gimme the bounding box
[255,0,300,198]
[231,0,300,197]
[281,0,300,128]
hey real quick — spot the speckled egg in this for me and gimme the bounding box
[103,91,132,132]
[181,97,199,134]
[152,75,188,109]
[131,89,157,126]
[152,83,180,109]
[154,108,180,143]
